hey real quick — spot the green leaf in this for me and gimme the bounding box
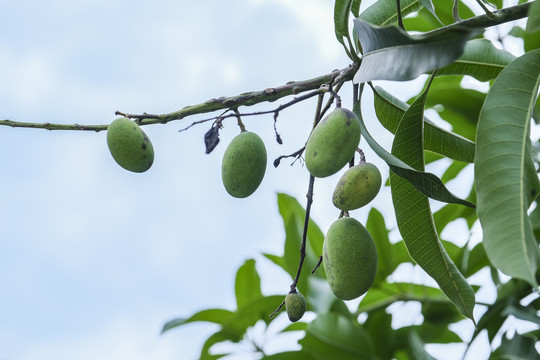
[357,282,448,314]
[222,295,284,339]
[407,331,437,360]
[422,76,484,141]
[359,0,423,27]
[509,25,540,53]
[161,308,235,334]
[436,39,515,81]
[364,310,396,359]
[354,99,475,207]
[351,0,361,17]
[274,193,325,295]
[200,331,231,360]
[373,85,476,162]
[389,78,476,321]
[334,0,355,59]
[527,0,540,33]
[262,351,316,360]
[475,49,540,287]
[353,20,475,82]
[235,258,263,309]
[299,313,374,360]
[491,332,540,360]
[334,0,353,39]
[366,207,400,284]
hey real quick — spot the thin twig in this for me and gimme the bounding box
[311,256,323,275]
[290,175,316,292]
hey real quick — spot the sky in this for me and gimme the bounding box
[0,1,533,359]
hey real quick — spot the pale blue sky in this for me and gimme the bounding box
[0,1,530,359]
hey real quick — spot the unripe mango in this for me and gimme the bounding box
[221,131,267,198]
[107,117,154,173]
[323,217,377,300]
[285,291,306,322]
[333,162,382,211]
[304,107,361,178]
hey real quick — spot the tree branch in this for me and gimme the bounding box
[0,2,532,132]
[0,65,357,132]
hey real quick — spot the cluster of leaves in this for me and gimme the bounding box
[162,0,540,359]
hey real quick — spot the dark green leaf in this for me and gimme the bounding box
[334,0,353,38]
[235,258,263,309]
[491,332,540,360]
[354,99,475,207]
[436,39,515,81]
[353,20,475,82]
[366,207,399,284]
[161,308,235,334]
[407,331,437,360]
[389,78,476,321]
[475,49,540,287]
[359,0,423,27]
[373,85,476,162]
[395,323,462,345]
[364,310,396,359]
[299,313,374,360]
[262,351,316,360]
[423,76,484,142]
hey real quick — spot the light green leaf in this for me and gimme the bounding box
[389,79,476,321]
[235,258,263,309]
[354,99,475,207]
[373,85,476,162]
[161,308,235,334]
[475,49,540,287]
[262,351,316,360]
[359,0,423,27]
[436,39,515,81]
[527,0,540,33]
[353,20,475,82]
[222,295,284,338]
[299,313,374,360]
[200,331,231,360]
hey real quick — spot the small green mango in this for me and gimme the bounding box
[221,131,267,198]
[333,162,382,211]
[323,217,377,300]
[304,107,361,178]
[107,117,154,173]
[285,291,306,322]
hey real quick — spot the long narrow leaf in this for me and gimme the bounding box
[354,100,475,207]
[389,78,476,321]
[359,0,423,27]
[373,85,476,162]
[353,20,475,82]
[436,39,515,81]
[475,49,540,287]
[235,259,263,309]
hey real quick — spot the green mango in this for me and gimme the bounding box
[285,291,306,322]
[333,162,382,210]
[304,107,361,178]
[221,131,267,198]
[107,117,154,173]
[323,217,377,300]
